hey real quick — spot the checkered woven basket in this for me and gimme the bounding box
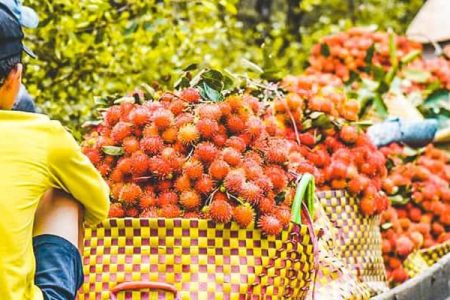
[306,201,372,300]
[403,241,450,278]
[78,176,317,300]
[315,190,388,296]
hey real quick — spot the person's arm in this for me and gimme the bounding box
[47,122,110,226]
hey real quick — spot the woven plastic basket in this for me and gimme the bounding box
[78,176,317,300]
[306,201,372,300]
[404,241,450,278]
[316,190,388,296]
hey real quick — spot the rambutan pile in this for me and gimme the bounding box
[306,28,422,81]
[379,144,450,286]
[82,86,303,236]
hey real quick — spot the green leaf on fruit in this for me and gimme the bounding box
[389,195,409,206]
[102,146,124,156]
[199,82,224,102]
[381,222,393,230]
[364,44,375,66]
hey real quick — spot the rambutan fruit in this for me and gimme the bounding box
[111,122,133,143]
[264,166,288,192]
[209,159,231,180]
[117,157,133,174]
[175,113,195,128]
[241,182,263,205]
[264,139,290,164]
[299,133,316,147]
[180,88,200,103]
[225,95,243,112]
[275,206,291,227]
[258,215,283,235]
[258,196,275,214]
[95,136,114,148]
[396,236,414,256]
[329,161,348,179]
[161,127,178,144]
[222,147,242,167]
[97,163,111,177]
[139,191,157,209]
[347,176,369,194]
[142,124,159,137]
[105,105,121,126]
[129,106,151,126]
[213,191,229,202]
[175,174,191,192]
[125,207,139,218]
[119,102,135,122]
[254,177,274,193]
[390,267,409,283]
[148,156,172,177]
[196,119,219,139]
[245,116,264,138]
[198,104,222,120]
[130,151,149,177]
[152,109,174,129]
[243,160,264,181]
[194,142,219,164]
[359,194,375,216]
[183,160,204,180]
[212,134,227,147]
[226,115,245,134]
[180,190,202,210]
[158,204,182,218]
[119,183,142,204]
[225,136,247,153]
[140,208,159,218]
[178,124,200,144]
[157,191,179,207]
[209,200,233,223]
[109,203,125,218]
[110,169,124,183]
[168,99,187,116]
[331,179,347,189]
[156,180,172,192]
[122,136,140,154]
[339,125,358,144]
[219,102,232,116]
[140,136,164,155]
[233,205,254,228]
[224,169,246,194]
[84,148,102,165]
[194,175,215,194]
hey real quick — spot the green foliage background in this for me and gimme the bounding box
[22,0,423,136]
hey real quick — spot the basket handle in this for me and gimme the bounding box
[110,281,177,299]
[291,173,315,225]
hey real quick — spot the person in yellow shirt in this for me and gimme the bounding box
[0,3,110,299]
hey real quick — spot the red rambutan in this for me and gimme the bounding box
[198,104,222,120]
[194,142,219,164]
[158,204,182,218]
[180,88,200,103]
[226,115,245,134]
[275,206,291,227]
[140,136,164,155]
[258,215,283,235]
[233,205,254,228]
[224,169,246,194]
[180,190,202,210]
[183,160,204,180]
[120,183,142,204]
[140,208,159,218]
[109,203,125,218]
[258,196,275,214]
[194,175,215,194]
[157,191,179,207]
[129,106,151,126]
[222,147,242,167]
[177,124,200,144]
[265,166,288,192]
[122,136,140,154]
[139,191,157,209]
[196,119,219,139]
[225,136,247,152]
[246,116,264,138]
[148,156,172,178]
[130,151,149,177]
[209,159,231,180]
[111,122,133,143]
[209,200,233,223]
[105,105,121,126]
[152,109,174,129]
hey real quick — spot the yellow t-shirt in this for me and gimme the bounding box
[0,110,110,300]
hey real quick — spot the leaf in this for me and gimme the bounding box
[390,195,409,206]
[199,82,223,102]
[113,96,135,104]
[174,76,190,89]
[320,43,330,57]
[102,146,124,156]
[183,63,199,71]
[381,222,393,230]
[82,120,102,128]
[424,89,450,106]
[201,70,225,91]
[400,50,422,65]
[403,69,431,83]
[364,44,375,65]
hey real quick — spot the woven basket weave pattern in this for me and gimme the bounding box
[78,217,315,300]
[404,241,450,278]
[316,190,388,295]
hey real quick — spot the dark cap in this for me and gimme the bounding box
[0,3,36,59]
